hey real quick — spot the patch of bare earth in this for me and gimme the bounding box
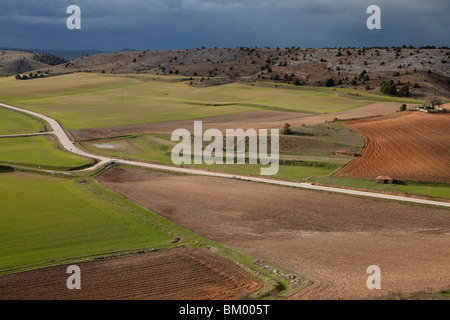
[97,167,450,300]
[0,247,261,300]
[334,112,450,182]
[71,102,401,141]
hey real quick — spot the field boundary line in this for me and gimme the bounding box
[0,132,54,138]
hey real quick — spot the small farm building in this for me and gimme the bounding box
[376,176,394,184]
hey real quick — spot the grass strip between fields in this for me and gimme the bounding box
[0,136,95,171]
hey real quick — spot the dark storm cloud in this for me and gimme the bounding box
[0,0,448,51]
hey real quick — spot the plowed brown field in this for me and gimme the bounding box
[97,168,450,300]
[0,248,261,300]
[334,112,450,182]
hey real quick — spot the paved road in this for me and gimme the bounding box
[1,102,111,171]
[1,102,449,208]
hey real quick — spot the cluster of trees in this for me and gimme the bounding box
[32,53,67,66]
[322,70,371,88]
[15,72,45,80]
[267,72,301,86]
[379,80,409,96]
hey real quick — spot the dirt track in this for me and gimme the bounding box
[0,247,261,300]
[97,167,450,300]
[71,102,401,140]
[334,112,450,182]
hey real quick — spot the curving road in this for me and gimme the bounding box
[1,102,449,208]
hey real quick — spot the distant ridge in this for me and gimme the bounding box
[118,48,138,52]
[0,47,110,60]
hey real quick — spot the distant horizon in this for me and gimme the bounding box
[2,44,449,54]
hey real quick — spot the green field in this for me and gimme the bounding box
[79,121,361,181]
[0,107,45,135]
[0,136,94,170]
[285,121,364,156]
[0,73,379,130]
[0,171,184,272]
[260,81,424,104]
[80,133,339,181]
[0,169,299,296]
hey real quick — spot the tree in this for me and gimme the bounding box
[425,96,442,109]
[398,85,410,97]
[281,123,292,135]
[325,78,334,87]
[380,80,397,96]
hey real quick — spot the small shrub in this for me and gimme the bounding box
[398,85,410,97]
[325,78,334,87]
[281,123,292,135]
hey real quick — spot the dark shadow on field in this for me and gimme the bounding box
[0,165,14,173]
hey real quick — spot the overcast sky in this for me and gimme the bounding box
[1,0,449,51]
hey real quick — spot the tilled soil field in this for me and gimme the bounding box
[0,247,261,300]
[97,167,450,300]
[334,112,450,182]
